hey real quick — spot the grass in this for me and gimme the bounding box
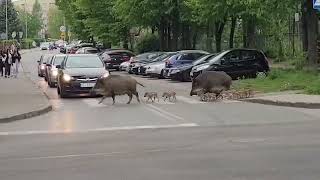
[234,69,320,95]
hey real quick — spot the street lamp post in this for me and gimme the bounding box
[5,0,8,40]
[24,0,28,39]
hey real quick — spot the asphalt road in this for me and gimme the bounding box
[1,49,320,180]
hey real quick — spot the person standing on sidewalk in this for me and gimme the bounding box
[4,48,12,78]
[0,49,5,77]
[12,48,21,78]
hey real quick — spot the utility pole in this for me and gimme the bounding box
[25,0,28,39]
[5,0,8,40]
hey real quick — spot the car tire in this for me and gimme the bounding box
[159,70,165,79]
[48,78,55,88]
[59,87,68,98]
[181,72,190,82]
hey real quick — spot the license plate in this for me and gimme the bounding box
[80,83,96,88]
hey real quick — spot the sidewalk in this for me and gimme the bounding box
[243,92,320,109]
[0,67,52,123]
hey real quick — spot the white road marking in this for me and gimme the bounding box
[0,123,199,136]
[82,99,107,107]
[176,96,206,104]
[146,104,184,121]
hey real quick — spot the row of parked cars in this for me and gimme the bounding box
[119,49,270,81]
[60,43,270,82]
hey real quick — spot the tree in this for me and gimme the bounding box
[47,7,64,39]
[0,0,21,39]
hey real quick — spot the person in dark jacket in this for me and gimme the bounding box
[0,49,5,77]
[4,48,12,78]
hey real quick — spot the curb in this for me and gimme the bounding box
[0,106,52,123]
[242,99,320,109]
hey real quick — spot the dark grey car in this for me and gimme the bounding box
[56,54,109,98]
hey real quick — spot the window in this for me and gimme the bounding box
[224,50,241,63]
[66,56,104,68]
[241,50,256,61]
[53,56,65,65]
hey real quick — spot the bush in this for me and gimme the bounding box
[0,40,18,47]
[135,34,160,53]
[20,39,35,49]
[33,38,45,47]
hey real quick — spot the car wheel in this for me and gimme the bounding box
[181,72,190,82]
[159,70,165,79]
[59,87,68,98]
[48,78,55,88]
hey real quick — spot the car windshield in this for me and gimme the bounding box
[193,54,215,65]
[53,56,65,65]
[87,49,98,54]
[41,43,50,47]
[208,51,229,64]
[66,56,104,68]
[151,53,175,62]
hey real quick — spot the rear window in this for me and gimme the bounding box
[53,56,65,65]
[87,49,99,54]
[66,56,104,68]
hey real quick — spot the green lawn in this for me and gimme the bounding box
[234,69,320,95]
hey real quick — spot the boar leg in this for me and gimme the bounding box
[111,93,116,105]
[98,96,107,104]
[127,93,133,104]
[134,91,141,103]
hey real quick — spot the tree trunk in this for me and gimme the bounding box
[167,22,172,51]
[159,18,167,51]
[206,21,214,52]
[215,19,226,52]
[192,27,198,49]
[301,0,308,52]
[246,16,256,48]
[229,16,237,49]
[305,0,319,66]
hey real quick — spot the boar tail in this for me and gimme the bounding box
[137,82,145,87]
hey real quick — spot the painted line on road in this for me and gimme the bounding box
[176,96,206,104]
[0,123,199,136]
[147,104,185,121]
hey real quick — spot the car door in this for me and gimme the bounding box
[240,50,259,77]
[215,50,242,79]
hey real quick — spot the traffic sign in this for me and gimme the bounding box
[314,0,320,10]
[19,32,23,39]
[60,26,66,32]
[0,33,6,40]
[11,32,16,39]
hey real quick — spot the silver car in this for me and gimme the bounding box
[46,54,66,87]
[145,53,177,78]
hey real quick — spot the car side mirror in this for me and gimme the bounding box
[56,65,61,69]
[221,58,226,65]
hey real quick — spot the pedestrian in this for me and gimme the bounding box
[0,49,5,77]
[12,48,21,78]
[4,48,12,78]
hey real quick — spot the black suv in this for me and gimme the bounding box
[190,49,270,80]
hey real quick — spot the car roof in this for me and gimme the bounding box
[67,54,99,57]
[103,49,133,54]
[178,50,209,54]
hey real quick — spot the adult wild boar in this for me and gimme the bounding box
[190,71,232,96]
[91,75,144,105]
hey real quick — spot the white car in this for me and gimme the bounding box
[145,53,177,78]
[120,61,130,71]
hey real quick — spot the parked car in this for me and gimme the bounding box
[163,50,210,80]
[45,54,66,87]
[140,52,177,77]
[56,54,109,98]
[40,42,51,50]
[69,43,93,54]
[129,52,164,74]
[37,54,54,77]
[100,49,135,71]
[75,47,99,54]
[190,49,270,80]
[119,61,130,71]
[165,54,216,81]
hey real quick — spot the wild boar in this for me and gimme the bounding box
[91,75,144,105]
[190,71,232,97]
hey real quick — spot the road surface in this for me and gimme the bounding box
[1,49,320,180]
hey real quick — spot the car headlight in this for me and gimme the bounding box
[52,69,58,76]
[196,65,210,71]
[63,74,72,82]
[102,72,110,78]
[41,65,45,70]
